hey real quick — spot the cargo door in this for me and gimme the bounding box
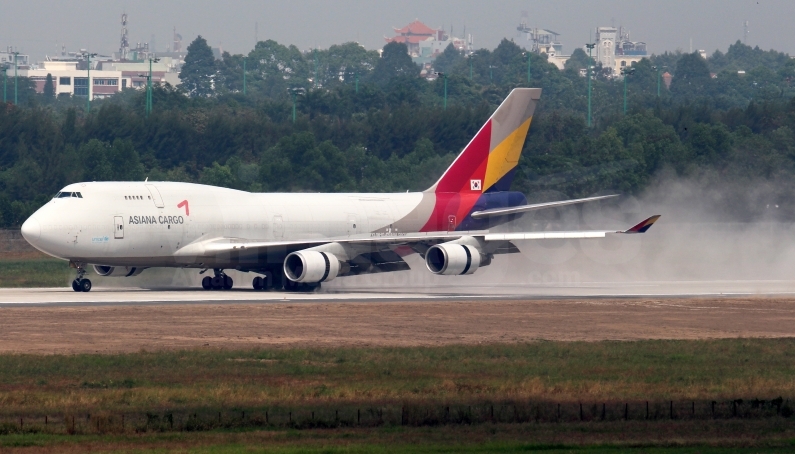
[145,184,165,208]
[114,216,124,239]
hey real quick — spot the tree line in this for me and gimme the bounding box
[1,37,795,227]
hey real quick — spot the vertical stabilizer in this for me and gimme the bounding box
[427,88,541,194]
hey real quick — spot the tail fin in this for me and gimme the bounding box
[427,88,541,194]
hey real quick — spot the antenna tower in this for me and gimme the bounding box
[120,13,129,60]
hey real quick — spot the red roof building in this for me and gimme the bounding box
[386,20,446,56]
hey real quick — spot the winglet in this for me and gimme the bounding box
[622,215,661,234]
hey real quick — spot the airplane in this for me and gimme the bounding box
[20,88,660,292]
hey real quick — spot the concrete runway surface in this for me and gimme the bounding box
[2,278,795,306]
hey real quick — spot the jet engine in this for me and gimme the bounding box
[425,242,482,275]
[92,265,146,277]
[284,250,341,283]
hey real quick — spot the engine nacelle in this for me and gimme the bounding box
[92,265,146,277]
[425,243,482,275]
[284,250,341,283]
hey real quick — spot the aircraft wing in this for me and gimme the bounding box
[174,215,661,260]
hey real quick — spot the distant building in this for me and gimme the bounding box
[593,26,648,76]
[516,16,569,70]
[0,47,30,69]
[386,19,470,65]
[662,71,672,89]
[19,61,123,99]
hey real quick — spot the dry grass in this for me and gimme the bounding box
[2,420,795,453]
[0,339,794,416]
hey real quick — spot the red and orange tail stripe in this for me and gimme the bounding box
[420,88,542,232]
[624,215,661,233]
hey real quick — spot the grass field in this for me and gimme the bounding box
[2,339,795,414]
[0,258,72,287]
[1,339,795,451]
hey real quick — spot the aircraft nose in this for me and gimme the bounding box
[21,216,41,242]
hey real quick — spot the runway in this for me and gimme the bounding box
[2,279,795,307]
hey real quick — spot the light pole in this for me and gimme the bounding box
[489,65,496,84]
[141,57,161,117]
[2,65,7,104]
[621,66,635,114]
[243,57,247,95]
[138,73,151,116]
[469,56,473,80]
[313,49,318,89]
[525,51,531,84]
[288,87,304,123]
[435,72,447,110]
[652,65,667,97]
[585,43,595,127]
[13,52,19,105]
[82,51,97,113]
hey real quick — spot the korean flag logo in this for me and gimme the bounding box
[470,179,482,191]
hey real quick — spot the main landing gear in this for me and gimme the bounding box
[201,269,233,290]
[71,266,92,292]
[251,269,319,292]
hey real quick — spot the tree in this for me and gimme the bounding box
[369,42,419,86]
[179,36,217,97]
[433,43,463,74]
[564,48,589,72]
[670,52,712,99]
[43,73,55,101]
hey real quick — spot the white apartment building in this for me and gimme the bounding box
[19,61,124,99]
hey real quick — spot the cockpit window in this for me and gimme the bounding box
[54,191,83,199]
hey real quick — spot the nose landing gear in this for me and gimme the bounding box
[71,265,92,292]
[201,269,233,290]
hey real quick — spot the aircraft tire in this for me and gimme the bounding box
[253,276,263,290]
[223,275,234,290]
[211,276,224,289]
[71,279,81,292]
[79,279,92,292]
[201,276,212,290]
[284,277,300,292]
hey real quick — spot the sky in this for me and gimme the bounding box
[2,0,794,62]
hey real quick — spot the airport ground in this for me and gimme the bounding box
[4,235,795,451]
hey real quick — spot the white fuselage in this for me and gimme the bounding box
[23,181,424,268]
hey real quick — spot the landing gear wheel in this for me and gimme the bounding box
[284,278,301,292]
[79,279,92,292]
[252,276,263,290]
[211,276,224,290]
[202,276,212,290]
[223,275,234,290]
[72,279,81,292]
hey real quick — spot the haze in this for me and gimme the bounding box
[3,0,794,62]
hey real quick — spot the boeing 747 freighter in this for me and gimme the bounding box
[20,88,659,292]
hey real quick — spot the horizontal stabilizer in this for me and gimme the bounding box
[470,194,618,219]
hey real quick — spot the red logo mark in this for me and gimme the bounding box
[177,200,190,216]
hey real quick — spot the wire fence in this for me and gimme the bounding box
[1,398,792,435]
